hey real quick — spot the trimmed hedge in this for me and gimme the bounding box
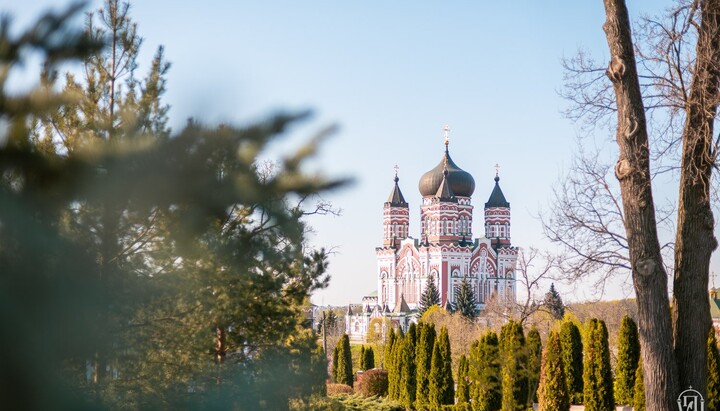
[356,369,389,397]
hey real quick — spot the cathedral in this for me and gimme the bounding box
[346,128,518,341]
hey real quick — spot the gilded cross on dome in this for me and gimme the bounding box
[393,164,399,179]
[495,163,500,177]
[443,125,450,147]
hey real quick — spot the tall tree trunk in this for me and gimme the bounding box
[601,1,678,409]
[672,0,720,396]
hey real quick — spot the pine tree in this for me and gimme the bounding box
[583,319,614,411]
[633,358,645,411]
[419,275,441,315]
[336,334,354,387]
[538,330,569,411]
[544,283,565,320]
[456,354,470,405]
[560,320,584,404]
[399,324,417,409]
[454,276,478,320]
[614,315,640,405]
[332,344,339,381]
[429,326,454,409]
[500,320,528,411]
[527,326,543,405]
[363,346,375,370]
[708,331,720,411]
[469,332,502,411]
[415,322,437,410]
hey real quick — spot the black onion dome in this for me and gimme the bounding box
[418,149,475,197]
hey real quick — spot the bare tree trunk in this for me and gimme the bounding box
[672,0,720,396]
[601,1,678,409]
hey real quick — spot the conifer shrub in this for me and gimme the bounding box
[415,322,436,410]
[363,346,375,370]
[326,383,354,396]
[559,320,583,404]
[356,368,389,397]
[527,326,542,405]
[707,331,720,411]
[468,331,501,411]
[582,319,614,411]
[398,324,417,409]
[499,320,527,411]
[336,334,354,387]
[332,345,339,382]
[429,326,454,409]
[614,315,639,405]
[538,330,569,411]
[456,354,470,404]
[633,358,645,411]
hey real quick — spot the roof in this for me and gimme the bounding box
[392,294,411,313]
[434,169,457,202]
[711,290,720,318]
[386,175,408,207]
[418,146,475,198]
[346,305,354,315]
[485,175,510,208]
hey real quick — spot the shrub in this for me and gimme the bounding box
[356,368,389,397]
[326,383,354,396]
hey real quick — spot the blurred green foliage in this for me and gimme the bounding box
[0,2,345,409]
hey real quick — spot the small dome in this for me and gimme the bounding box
[418,148,475,197]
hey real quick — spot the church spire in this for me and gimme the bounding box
[386,165,408,206]
[383,166,409,248]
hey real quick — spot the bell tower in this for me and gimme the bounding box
[382,166,409,248]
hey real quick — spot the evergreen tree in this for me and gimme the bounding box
[614,315,640,405]
[538,330,569,411]
[454,276,478,320]
[387,331,401,400]
[415,322,437,410]
[336,334,354,387]
[527,326,543,405]
[544,283,565,320]
[363,346,375,370]
[708,331,720,411]
[633,358,645,411]
[399,324,417,409]
[419,275,441,315]
[386,328,397,370]
[456,354,470,405]
[469,332,502,411]
[332,344,339,381]
[583,319,614,411]
[560,320,584,404]
[0,4,343,408]
[360,345,366,370]
[500,320,528,411]
[429,327,454,409]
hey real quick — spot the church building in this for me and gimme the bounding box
[346,128,518,341]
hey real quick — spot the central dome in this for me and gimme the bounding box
[418,148,475,197]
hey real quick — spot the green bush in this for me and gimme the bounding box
[330,393,404,410]
[357,369,389,397]
[327,383,354,396]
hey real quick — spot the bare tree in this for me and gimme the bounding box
[482,247,556,326]
[541,145,676,293]
[556,0,720,408]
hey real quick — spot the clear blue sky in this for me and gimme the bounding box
[9,0,696,306]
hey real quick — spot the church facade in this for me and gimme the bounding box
[346,130,518,341]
